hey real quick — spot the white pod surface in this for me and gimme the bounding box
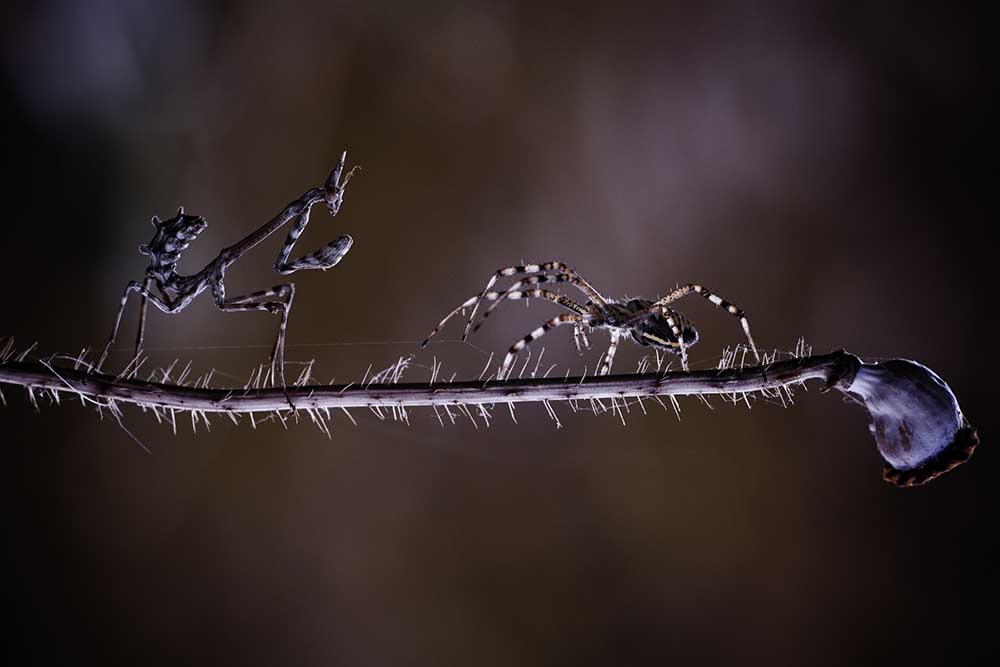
[844,359,978,486]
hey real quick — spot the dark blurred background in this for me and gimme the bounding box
[1,1,994,664]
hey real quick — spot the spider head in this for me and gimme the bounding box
[139,208,208,279]
[629,308,699,353]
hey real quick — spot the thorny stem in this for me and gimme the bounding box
[0,348,979,486]
[2,351,857,413]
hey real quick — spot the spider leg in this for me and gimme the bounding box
[622,305,692,371]
[421,288,585,348]
[471,285,586,333]
[663,308,691,371]
[475,274,589,327]
[97,280,184,372]
[274,205,353,274]
[653,284,760,362]
[572,323,595,355]
[211,270,295,388]
[463,261,607,341]
[598,330,622,376]
[500,314,583,377]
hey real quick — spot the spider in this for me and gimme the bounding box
[421,261,760,377]
[96,153,356,387]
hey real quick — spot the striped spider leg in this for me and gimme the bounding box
[473,273,595,330]
[573,323,591,354]
[646,283,760,368]
[500,314,585,378]
[461,261,609,341]
[420,280,588,348]
[466,273,609,362]
[598,330,621,376]
[96,153,356,388]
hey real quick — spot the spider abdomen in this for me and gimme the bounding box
[629,314,699,350]
[589,298,699,352]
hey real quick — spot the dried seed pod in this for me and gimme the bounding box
[842,359,978,487]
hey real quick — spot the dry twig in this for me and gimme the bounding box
[0,348,978,486]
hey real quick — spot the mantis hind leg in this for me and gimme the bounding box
[97,280,180,373]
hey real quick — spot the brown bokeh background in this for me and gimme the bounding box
[2,1,994,664]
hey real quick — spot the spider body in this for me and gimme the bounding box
[422,262,758,377]
[97,154,356,387]
[614,299,700,350]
